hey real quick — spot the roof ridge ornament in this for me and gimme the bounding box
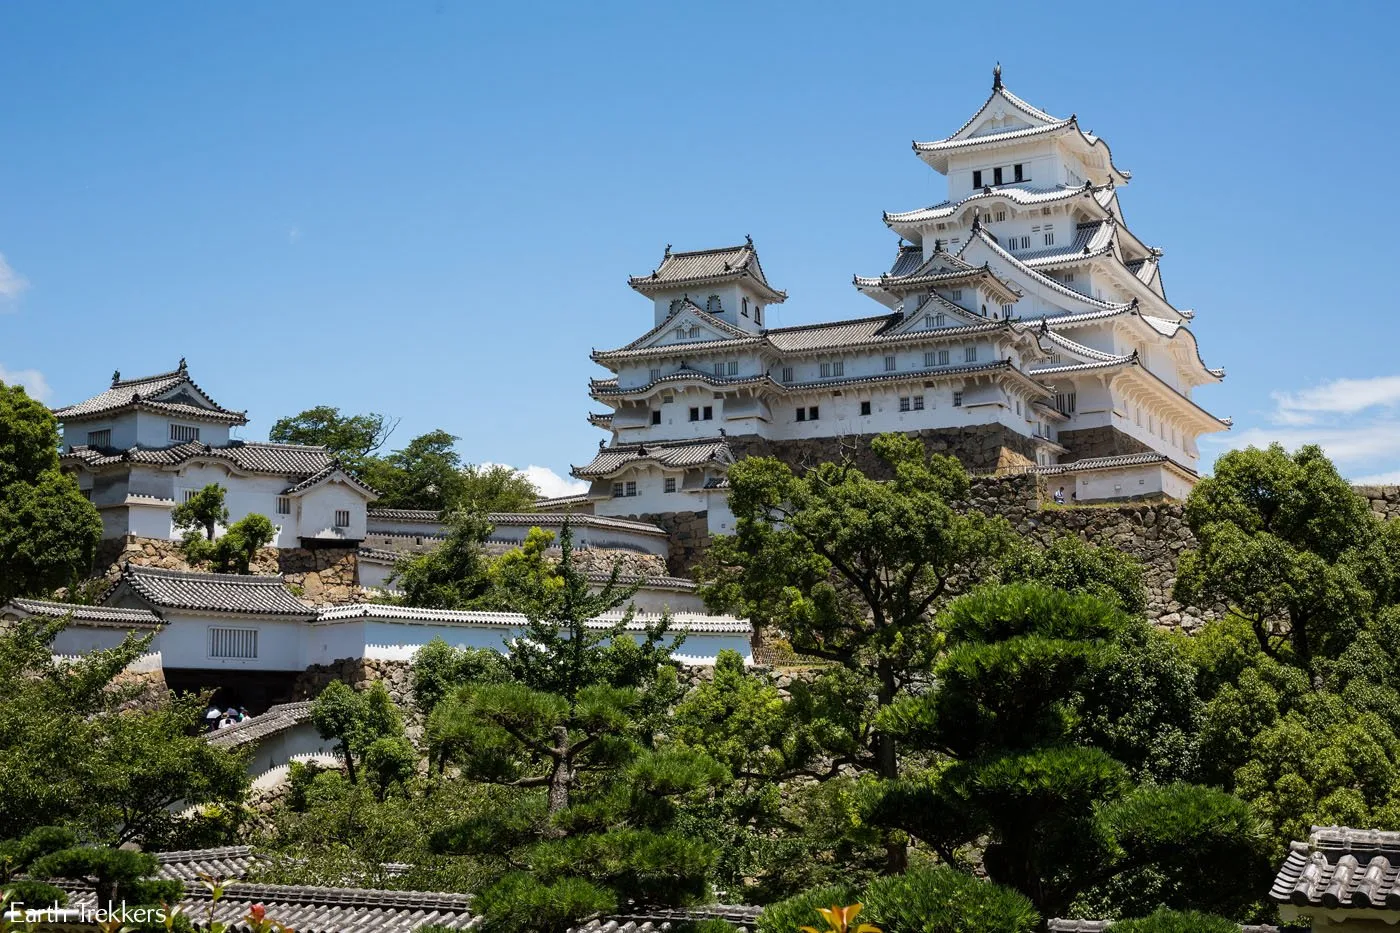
[112,370,121,385]
[745,233,753,247]
[663,244,671,257]
[993,62,1002,90]
[178,357,188,373]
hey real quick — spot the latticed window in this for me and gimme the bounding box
[87,429,111,448]
[334,510,350,527]
[965,346,978,363]
[277,497,291,515]
[884,356,896,372]
[781,366,794,383]
[1055,392,1078,415]
[953,391,964,407]
[664,478,677,493]
[170,423,200,443]
[209,627,257,660]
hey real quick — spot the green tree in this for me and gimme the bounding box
[390,510,496,609]
[459,463,539,513]
[312,681,406,786]
[172,483,229,541]
[0,382,102,601]
[698,434,1016,871]
[410,637,508,717]
[364,429,468,511]
[1110,909,1240,933]
[1000,533,1147,615]
[0,616,247,846]
[428,525,718,932]
[1174,443,1381,675]
[268,406,398,475]
[874,585,1266,921]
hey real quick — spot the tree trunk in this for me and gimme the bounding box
[341,740,358,785]
[876,658,907,874]
[546,725,572,820]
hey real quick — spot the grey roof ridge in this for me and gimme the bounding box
[939,81,1065,142]
[915,116,1076,153]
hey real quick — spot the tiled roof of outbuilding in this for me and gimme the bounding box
[314,604,750,634]
[64,440,338,479]
[118,566,315,617]
[64,880,477,933]
[568,905,761,932]
[1272,825,1400,910]
[572,438,733,479]
[54,364,249,425]
[205,702,316,749]
[629,242,787,303]
[3,598,162,628]
[154,845,261,881]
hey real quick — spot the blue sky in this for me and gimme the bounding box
[3,1,1399,495]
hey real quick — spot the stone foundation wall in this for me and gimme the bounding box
[1357,486,1400,521]
[614,511,710,575]
[728,424,1037,477]
[1057,425,1155,463]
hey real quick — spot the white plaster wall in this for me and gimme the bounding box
[238,722,337,779]
[49,624,148,655]
[176,463,299,546]
[297,481,369,542]
[155,610,310,672]
[1066,463,1192,502]
[133,412,231,448]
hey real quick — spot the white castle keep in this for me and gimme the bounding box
[573,67,1229,533]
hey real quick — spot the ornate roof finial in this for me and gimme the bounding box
[993,62,1003,90]
[745,233,753,247]
[664,243,672,257]
[971,212,982,233]
[112,370,121,385]
[178,357,187,373]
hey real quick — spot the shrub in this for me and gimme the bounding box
[1110,909,1240,933]
[861,866,1039,933]
[757,885,860,933]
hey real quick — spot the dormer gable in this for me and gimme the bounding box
[947,66,1066,143]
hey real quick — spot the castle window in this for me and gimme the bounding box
[1018,235,1030,250]
[1044,228,1055,246]
[703,405,713,420]
[86,429,111,448]
[965,346,978,363]
[884,355,896,372]
[334,510,351,528]
[1064,272,1075,283]
[649,368,660,382]
[937,349,950,365]
[662,394,674,404]
[995,210,1007,222]
[913,395,925,411]
[860,401,872,416]
[972,170,983,188]
[781,366,794,383]
[209,627,257,660]
[626,481,637,496]
[795,408,806,422]
[754,307,762,325]
[727,360,739,376]
[924,351,937,367]
[689,407,700,422]
[808,406,820,420]
[1056,392,1078,415]
[1042,207,1052,216]
[708,295,723,315]
[899,396,911,413]
[953,391,964,407]
[934,312,946,327]
[1002,304,1014,318]
[981,304,988,316]
[664,478,677,493]
[993,166,1004,185]
[612,481,624,496]
[1014,163,1024,182]
[651,410,661,425]
[170,423,201,443]
[820,361,844,378]
[1015,400,1022,415]
[950,289,963,301]
[742,297,749,316]
[714,362,725,376]
[276,497,291,515]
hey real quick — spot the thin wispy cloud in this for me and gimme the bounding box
[0,252,30,304]
[1212,373,1400,481]
[483,462,588,500]
[0,364,51,401]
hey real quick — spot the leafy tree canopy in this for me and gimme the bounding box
[268,406,398,474]
[0,381,102,601]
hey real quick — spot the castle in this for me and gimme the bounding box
[573,66,1228,537]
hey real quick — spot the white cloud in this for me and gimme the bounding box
[1355,470,1400,486]
[482,462,588,500]
[0,253,30,303]
[1271,375,1400,425]
[0,364,51,401]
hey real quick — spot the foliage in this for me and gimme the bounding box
[798,903,881,933]
[312,681,406,786]
[756,885,860,933]
[172,483,229,542]
[871,585,1267,920]
[390,510,496,609]
[699,434,1016,870]
[1175,443,1381,675]
[861,867,1038,933]
[183,512,277,573]
[410,637,508,717]
[1109,909,1240,933]
[999,533,1147,615]
[27,846,181,907]
[0,617,247,846]
[456,462,539,513]
[269,406,398,475]
[0,381,102,601]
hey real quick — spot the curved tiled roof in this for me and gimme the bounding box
[64,880,476,933]
[64,440,337,479]
[364,509,669,537]
[1018,219,1118,267]
[960,226,1131,312]
[120,566,315,617]
[154,845,260,880]
[284,464,380,499]
[628,242,787,303]
[54,364,249,425]
[206,701,316,749]
[315,603,751,634]
[884,183,1110,228]
[916,116,1078,155]
[573,438,733,479]
[4,598,162,628]
[590,367,779,398]
[1272,825,1400,911]
[568,906,761,932]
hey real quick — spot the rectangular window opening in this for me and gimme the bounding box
[860,401,872,416]
[210,627,258,660]
[334,510,351,528]
[87,429,111,448]
[170,424,201,443]
[664,477,677,493]
[276,496,291,515]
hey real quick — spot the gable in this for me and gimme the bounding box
[632,308,752,352]
[949,87,1064,143]
[158,383,220,412]
[890,294,987,333]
